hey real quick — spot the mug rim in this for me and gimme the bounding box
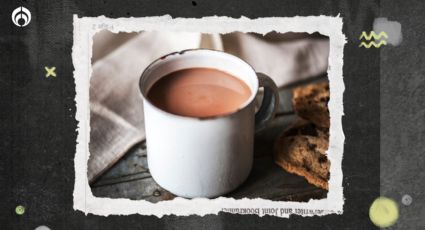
[139,48,259,121]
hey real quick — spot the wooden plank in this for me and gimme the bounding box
[93,177,175,202]
[92,142,176,202]
[91,142,148,180]
[226,155,326,201]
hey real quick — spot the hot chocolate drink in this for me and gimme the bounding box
[147,68,252,118]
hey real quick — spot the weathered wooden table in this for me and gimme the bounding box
[91,79,328,202]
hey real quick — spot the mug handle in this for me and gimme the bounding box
[255,73,280,131]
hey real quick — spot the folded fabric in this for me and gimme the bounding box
[88,31,201,182]
[222,32,329,87]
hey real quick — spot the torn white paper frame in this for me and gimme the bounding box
[73,15,346,217]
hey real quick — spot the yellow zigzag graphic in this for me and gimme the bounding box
[359,40,387,48]
[359,31,388,40]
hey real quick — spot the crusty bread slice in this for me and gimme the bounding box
[274,120,330,190]
[293,81,330,128]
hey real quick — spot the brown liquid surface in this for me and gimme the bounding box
[147,68,252,118]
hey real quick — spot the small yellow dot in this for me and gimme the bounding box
[15,205,25,215]
[369,197,399,228]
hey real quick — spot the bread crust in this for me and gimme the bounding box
[293,81,330,128]
[274,120,330,190]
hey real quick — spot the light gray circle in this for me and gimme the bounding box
[401,194,412,206]
[35,226,50,230]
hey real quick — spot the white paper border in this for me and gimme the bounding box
[72,15,346,217]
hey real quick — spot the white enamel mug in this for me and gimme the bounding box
[139,49,279,198]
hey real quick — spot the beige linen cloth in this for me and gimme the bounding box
[88,31,329,182]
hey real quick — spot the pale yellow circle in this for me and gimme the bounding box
[15,205,25,215]
[369,197,399,228]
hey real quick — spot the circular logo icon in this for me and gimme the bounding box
[11,6,31,27]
